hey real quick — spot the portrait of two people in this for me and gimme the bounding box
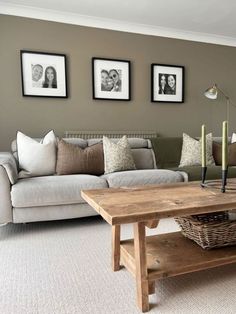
[101,69,122,92]
[32,64,57,89]
[158,73,176,95]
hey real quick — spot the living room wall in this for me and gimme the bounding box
[1,14,236,150]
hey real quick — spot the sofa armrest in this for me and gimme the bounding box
[0,166,13,223]
[0,152,18,184]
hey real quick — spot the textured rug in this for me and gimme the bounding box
[0,217,236,314]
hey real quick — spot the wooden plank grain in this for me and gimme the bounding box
[112,225,120,271]
[134,222,149,312]
[81,180,236,225]
[121,232,236,281]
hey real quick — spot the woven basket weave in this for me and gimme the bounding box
[175,212,236,250]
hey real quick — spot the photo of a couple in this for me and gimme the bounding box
[101,69,122,92]
[32,64,57,89]
[158,73,176,95]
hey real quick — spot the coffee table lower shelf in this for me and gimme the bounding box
[120,232,236,281]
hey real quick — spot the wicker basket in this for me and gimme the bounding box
[175,212,236,250]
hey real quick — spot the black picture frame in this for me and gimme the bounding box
[20,50,68,98]
[151,64,185,103]
[92,57,131,101]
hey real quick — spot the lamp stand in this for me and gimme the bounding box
[226,98,230,125]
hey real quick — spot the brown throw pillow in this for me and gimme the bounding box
[56,139,104,175]
[213,142,236,166]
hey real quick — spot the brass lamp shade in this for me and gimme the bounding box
[204,84,218,99]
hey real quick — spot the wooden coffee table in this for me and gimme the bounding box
[81,180,236,312]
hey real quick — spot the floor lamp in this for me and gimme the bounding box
[204,84,230,192]
[204,84,230,122]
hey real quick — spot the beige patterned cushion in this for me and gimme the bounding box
[179,133,215,167]
[103,136,136,174]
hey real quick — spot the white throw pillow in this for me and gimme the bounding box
[17,130,57,178]
[179,133,215,167]
[103,136,136,174]
[231,133,236,143]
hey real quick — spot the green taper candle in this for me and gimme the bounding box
[222,121,228,171]
[201,125,206,167]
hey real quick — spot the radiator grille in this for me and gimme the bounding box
[65,131,158,139]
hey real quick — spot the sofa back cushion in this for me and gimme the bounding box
[213,141,236,166]
[87,138,156,170]
[151,137,183,169]
[150,136,230,169]
[56,139,104,175]
[12,136,156,171]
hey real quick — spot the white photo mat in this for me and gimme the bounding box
[93,58,130,100]
[21,51,67,97]
[152,64,184,102]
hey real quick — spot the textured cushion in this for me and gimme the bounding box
[102,169,184,188]
[11,175,108,208]
[103,136,136,174]
[17,130,57,178]
[213,142,236,166]
[179,133,215,167]
[56,139,104,175]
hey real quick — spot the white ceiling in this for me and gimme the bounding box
[1,0,236,46]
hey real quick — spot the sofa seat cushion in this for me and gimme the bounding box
[11,175,108,208]
[102,169,184,188]
[170,166,236,182]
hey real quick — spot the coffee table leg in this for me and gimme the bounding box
[134,222,149,312]
[112,225,121,271]
[148,281,155,295]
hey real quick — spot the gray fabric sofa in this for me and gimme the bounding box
[0,137,185,224]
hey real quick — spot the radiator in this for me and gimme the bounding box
[64,130,158,139]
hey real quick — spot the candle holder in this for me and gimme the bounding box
[200,166,229,193]
[221,167,228,193]
[201,166,207,187]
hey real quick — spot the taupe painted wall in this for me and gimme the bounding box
[1,14,236,150]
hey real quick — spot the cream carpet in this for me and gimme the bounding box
[0,217,236,314]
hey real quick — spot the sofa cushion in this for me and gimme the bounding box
[131,149,155,169]
[88,139,155,169]
[88,138,149,148]
[170,166,236,182]
[17,130,57,178]
[103,136,136,174]
[102,169,184,188]
[150,137,183,168]
[179,133,215,167]
[56,139,104,175]
[11,175,108,208]
[213,142,236,166]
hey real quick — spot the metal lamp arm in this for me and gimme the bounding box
[215,85,234,123]
[216,85,230,101]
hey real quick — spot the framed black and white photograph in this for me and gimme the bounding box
[151,64,184,103]
[20,51,68,98]
[92,57,131,100]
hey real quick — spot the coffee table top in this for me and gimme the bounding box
[81,180,236,225]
